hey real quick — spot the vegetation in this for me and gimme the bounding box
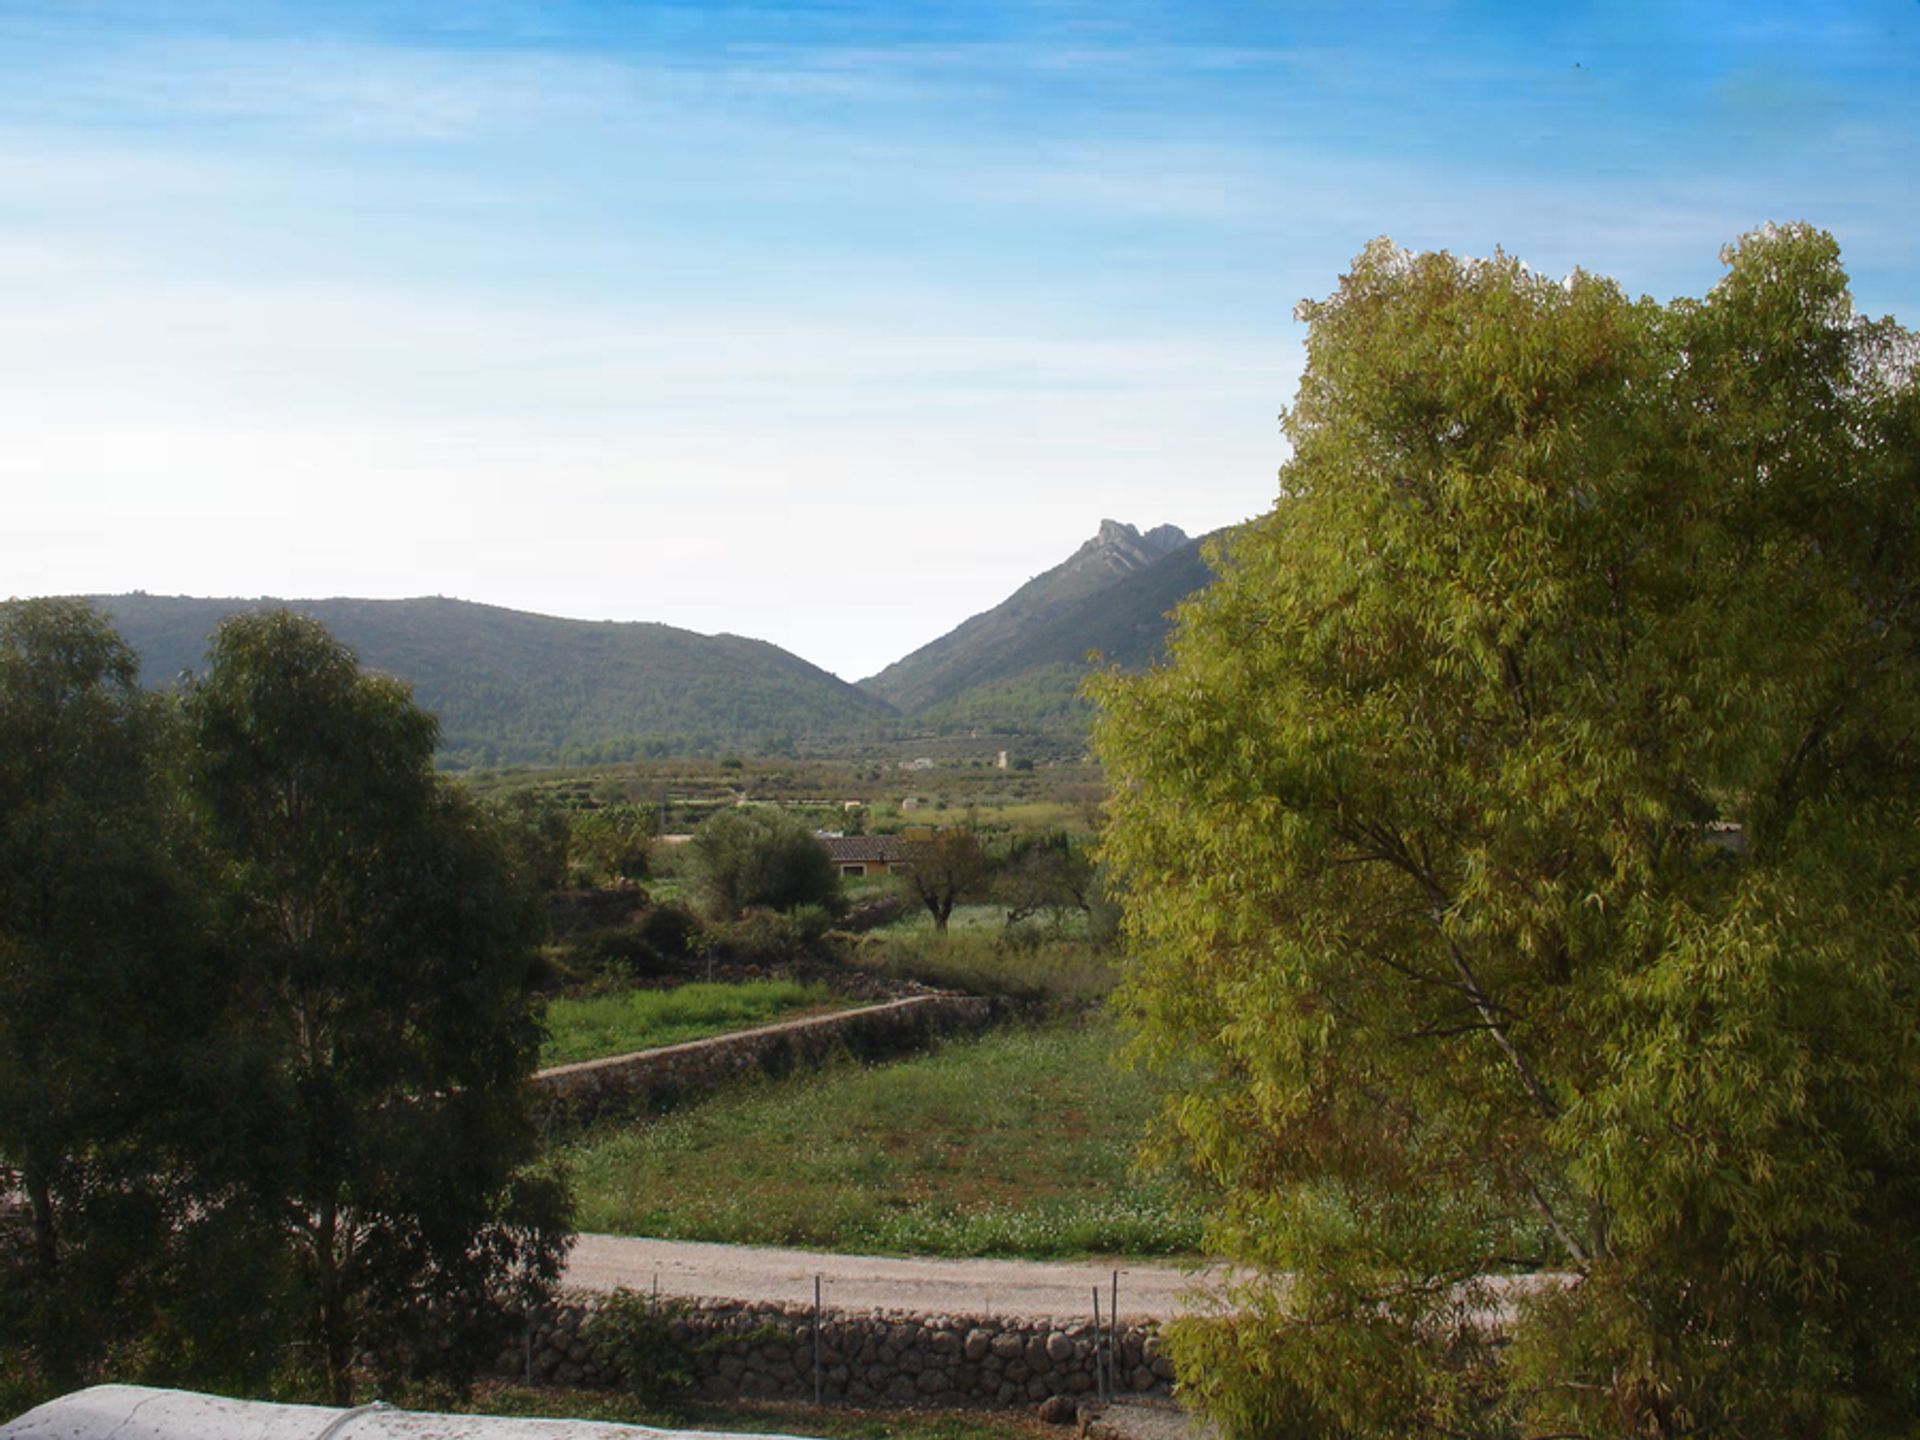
[561,1020,1198,1258]
[690,806,842,918]
[895,828,995,932]
[912,534,1224,736]
[861,520,1189,715]
[0,600,214,1386]
[0,603,569,1405]
[541,980,847,1067]
[90,593,903,768]
[1094,226,1920,1437]
[465,1383,1051,1440]
[849,929,1118,1004]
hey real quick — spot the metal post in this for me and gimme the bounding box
[813,1274,824,1405]
[1111,1270,1121,1396]
[1092,1286,1106,1405]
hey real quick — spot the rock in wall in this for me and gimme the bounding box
[531,994,1001,1125]
[499,1296,1178,1409]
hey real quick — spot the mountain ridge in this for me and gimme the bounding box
[87,592,899,768]
[857,519,1190,714]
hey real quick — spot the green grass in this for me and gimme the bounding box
[466,1384,1049,1440]
[559,1017,1199,1258]
[541,980,850,1068]
[848,930,1119,1004]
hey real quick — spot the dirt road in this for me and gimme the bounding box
[564,1234,1221,1321]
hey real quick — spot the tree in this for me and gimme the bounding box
[688,806,839,918]
[994,830,1096,932]
[569,802,655,886]
[1093,226,1920,1437]
[0,600,213,1382]
[485,787,573,893]
[182,611,571,1403]
[897,828,995,932]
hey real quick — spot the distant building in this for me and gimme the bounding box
[818,834,909,879]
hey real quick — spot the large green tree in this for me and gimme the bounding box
[183,610,571,1403]
[1094,226,1920,1437]
[0,599,215,1383]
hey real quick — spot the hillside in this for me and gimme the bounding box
[911,531,1226,734]
[89,594,900,768]
[859,520,1189,715]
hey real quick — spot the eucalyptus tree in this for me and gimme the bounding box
[183,610,570,1403]
[0,599,210,1381]
[1094,226,1920,1437]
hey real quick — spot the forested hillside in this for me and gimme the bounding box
[860,520,1189,714]
[896,529,1228,735]
[91,594,900,767]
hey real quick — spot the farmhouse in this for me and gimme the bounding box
[818,833,909,878]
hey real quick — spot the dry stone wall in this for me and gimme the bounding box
[501,1296,1177,1408]
[532,994,1000,1125]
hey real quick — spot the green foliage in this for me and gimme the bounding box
[183,610,572,1403]
[90,594,902,768]
[486,788,573,892]
[852,930,1118,1004]
[895,828,995,932]
[469,1382,1045,1440]
[587,1288,694,1404]
[993,830,1101,934]
[541,980,843,1067]
[569,802,655,885]
[0,599,221,1384]
[689,807,840,919]
[561,1019,1198,1258]
[1094,226,1920,1436]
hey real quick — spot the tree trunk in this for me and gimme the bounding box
[315,1196,355,1405]
[24,1163,57,1280]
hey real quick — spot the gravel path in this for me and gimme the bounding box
[564,1234,1221,1322]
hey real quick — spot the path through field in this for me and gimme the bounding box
[565,1233,1220,1321]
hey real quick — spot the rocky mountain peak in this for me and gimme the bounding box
[1074,520,1190,575]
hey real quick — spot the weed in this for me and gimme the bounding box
[558,1017,1199,1259]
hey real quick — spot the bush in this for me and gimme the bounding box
[587,1289,692,1404]
[689,809,840,920]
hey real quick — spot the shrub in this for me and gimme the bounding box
[587,1290,692,1404]
[689,809,840,919]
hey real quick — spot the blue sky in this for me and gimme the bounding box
[3,1,1915,679]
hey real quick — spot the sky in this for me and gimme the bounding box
[2,2,1916,681]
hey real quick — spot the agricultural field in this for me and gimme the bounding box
[540,980,851,1068]
[558,1017,1199,1260]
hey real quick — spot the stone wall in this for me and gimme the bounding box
[500,1296,1177,1409]
[531,994,1002,1125]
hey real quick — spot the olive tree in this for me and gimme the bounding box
[689,806,839,918]
[183,611,571,1403]
[1094,226,1920,1437]
[897,828,995,933]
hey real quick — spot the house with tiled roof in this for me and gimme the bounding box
[817,833,909,878]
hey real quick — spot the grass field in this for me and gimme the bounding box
[541,980,850,1068]
[560,1017,1199,1258]
[848,930,1118,1004]
[469,1384,1050,1440]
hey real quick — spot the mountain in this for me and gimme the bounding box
[860,520,1192,715]
[911,530,1227,734]
[87,594,900,768]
